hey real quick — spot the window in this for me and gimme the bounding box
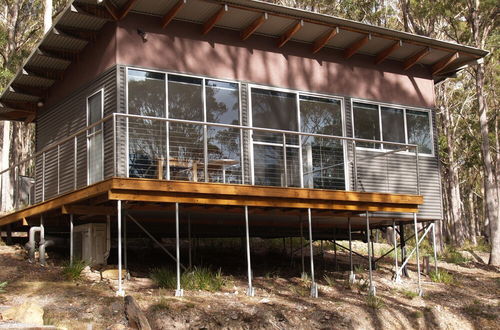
[352,101,433,154]
[300,96,345,190]
[168,75,203,121]
[407,110,432,154]
[87,90,103,184]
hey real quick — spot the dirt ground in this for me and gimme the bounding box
[0,240,498,330]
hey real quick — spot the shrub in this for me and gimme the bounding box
[401,289,418,299]
[151,267,225,292]
[429,269,455,284]
[0,281,7,293]
[365,295,385,310]
[441,247,470,264]
[62,260,86,281]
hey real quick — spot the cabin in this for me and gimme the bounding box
[0,0,488,297]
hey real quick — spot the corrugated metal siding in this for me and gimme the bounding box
[35,67,117,202]
[240,83,251,185]
[115,65,128,178]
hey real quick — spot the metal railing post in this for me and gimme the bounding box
[352,141,358,191]
[74,136,77,190]
[113,113,117,177]
[57,145,60,195]
[415,146,420,195]
[283,133,288,187]
[42,152,45,201]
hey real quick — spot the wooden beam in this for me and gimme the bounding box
[161,0,186,28]
[103,0,120,20]
[0,104,36,115]
[312,27,339,54]
[55,26,98,41]
[202,5,228,35]
[403,47,430,70]
[10,85,47,98]
[35,49,73,63]
[71,3,115,21]
[24,67,63,81]
[52,28,88,43]
[39,46,79,60]
[343,34,370,59]
[61,205,116,216]
[117,0,139,20]
[241,13,268,40]
[432,52,459,75]
[374,40,402,65]
[277,20,303,48]
[0,100,38,111]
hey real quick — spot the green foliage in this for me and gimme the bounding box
[429,269,456,285]
[365,294,385,310]
[62,260,86,281]
[151,297,170,312]
[441,247,471,264]
[401,289,419,299]
[150,267,225,292]
[323,274,335,287]
[0,281,7,293]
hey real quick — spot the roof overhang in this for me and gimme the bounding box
[0,0,489,121]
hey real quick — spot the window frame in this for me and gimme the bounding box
[350,98,434,157]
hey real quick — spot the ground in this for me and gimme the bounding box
[0,239,498,329]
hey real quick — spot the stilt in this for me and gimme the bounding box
[370,229,376,270]
[414,213,423,296]
[175,202,183,297]
[116,200,125,296]
[188,214,192,269]
[366,212,376,296]
[307,208,318,298]
[333,228,338,271]
[6,224,12,245]
[392,220,400,283]
[244,206,254,296]
[300,217,304,276]
[70,214,74,266]
[348,217,355,283]
[123,208,128,279]
[431,222,438,274]
[399,222,409,277]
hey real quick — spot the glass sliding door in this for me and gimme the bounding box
[87,90,104,185]
[300,95,345,190]
[251,88,300,187]
[127,69,166,179]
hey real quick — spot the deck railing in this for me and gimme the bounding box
[0,113,421,215]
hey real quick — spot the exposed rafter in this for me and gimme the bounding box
[241,13,268,41]
[10,85,47,98]
[55,26,98,41]
[102,0,120,20]
[202,4,228,35]
[161,0,187,29]
[35,49,72,63]
[70,3,114,21]
[278,20,303,48]
[374,40,402,65]
[312,27,339,54]
[38,46,79,61]
[403,47,430,70]
[52,28,89,43]
[432,52,459,75]
[0,100,38,112]
[24,67,64,81]
[118,0,139,20]
[343,34,371,59]
[61,205,116,216]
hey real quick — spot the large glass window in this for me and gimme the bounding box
[407,110,432,154]
[127,70,166,178]
[300,96,345,190]
[168,75,203,121]
[381,106,405,149]
[352,101,433,154]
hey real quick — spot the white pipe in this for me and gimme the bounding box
[70,214,74,265]
[39,240,54,266]
[25,226,41,262]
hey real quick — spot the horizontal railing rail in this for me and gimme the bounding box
[0,113,422,215]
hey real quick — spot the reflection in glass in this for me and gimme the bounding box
[253,144,300,187]
[169,123,204,181]
[407,110,432,154]
[87,91,103,184]
[168,75,203,121]
[353,102,380,148]
[300,96,345,190]
[381,106,405,150]
[127,69,166,178]
[251,88,298,145]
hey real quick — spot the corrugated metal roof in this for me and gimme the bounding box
[0,0,489,121]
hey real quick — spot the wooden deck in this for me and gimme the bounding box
[0,178,423,227]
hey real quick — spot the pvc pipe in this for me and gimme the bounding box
[25,226,41,262]
[39,240,54,266]
[70,215,74,265]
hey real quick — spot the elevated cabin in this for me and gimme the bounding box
[0,0,487,296]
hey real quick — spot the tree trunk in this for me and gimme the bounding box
[1,121,12,213]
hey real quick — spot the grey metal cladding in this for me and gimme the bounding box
[35,66,117,202]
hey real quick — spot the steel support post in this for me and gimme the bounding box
[244,206,254,296]
[333,229,338,271]
[116,200,125,296]
[123,208,128,279]
[175,203,183,297]
[399,222,409,277]
[392,220,400,283]
[308,208,318,298]
[70,214,74,266]
[366,212,376,296]
[300,217,304,275]
[188,214,192,269]
[370,229,376,270]
[432,222,438,274]
[414,213,423,296]
[348,217,355,283]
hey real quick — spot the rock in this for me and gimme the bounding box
[0,301,44,325]
[124,295,151,330]
[81,266,102,282]
[107,324,127,330]
[102,269,128,280]
[230,314,238,320]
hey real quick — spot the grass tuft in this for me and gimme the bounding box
[0,281,7,293]
[401,289,419,299]
[62,260,86,281]
[463,300,498,320]
[150,267,225,292]
[151,297,170,312]
[365,294,385,310]
[323,274,335,287]
[441,247,471,264]
[429,269,455,284]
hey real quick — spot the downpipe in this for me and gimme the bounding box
[25,226,42,263]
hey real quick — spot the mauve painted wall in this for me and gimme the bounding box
[43,22,117,108]
[116,13,435,108]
